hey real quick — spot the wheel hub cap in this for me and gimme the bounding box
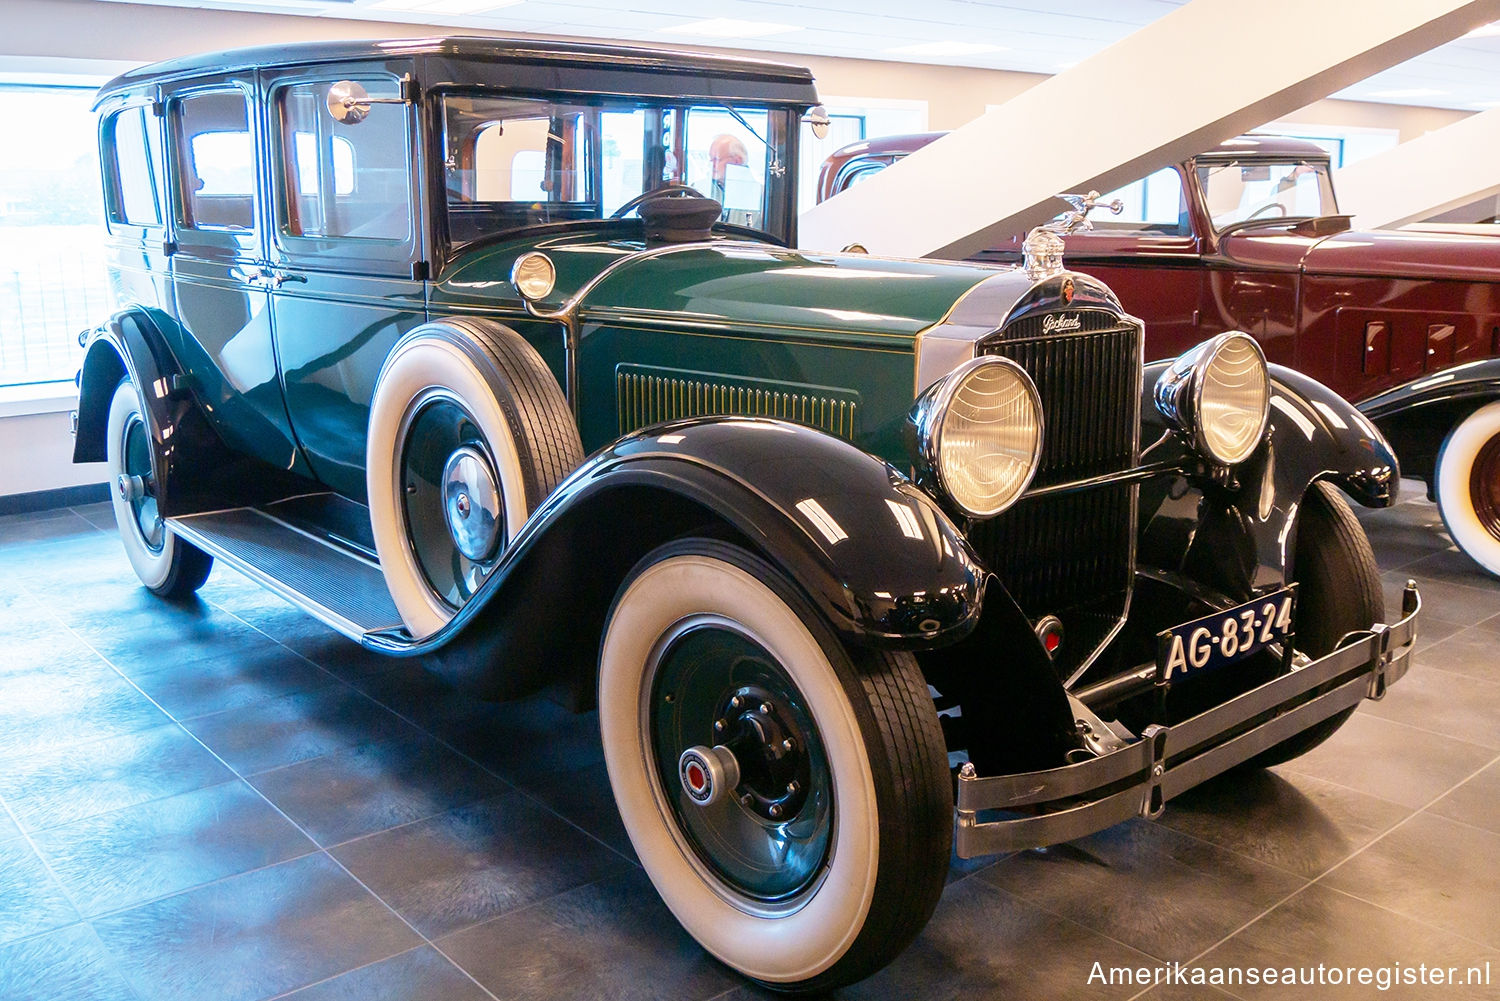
[678,744,741,807]
[441,445,502,561]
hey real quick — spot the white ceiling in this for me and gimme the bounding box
[101,0,1500,111]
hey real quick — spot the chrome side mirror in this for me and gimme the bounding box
[803,104,831,140]
[327,80,409,125]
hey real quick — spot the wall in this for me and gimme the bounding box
[0,0,1478,497]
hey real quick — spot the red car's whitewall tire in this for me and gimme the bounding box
[366,319,581,638]
[105,380,212,599]
[1436,400,1500,578]
[598,539,950,992]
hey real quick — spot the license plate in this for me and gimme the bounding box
[1156,585,1297,682]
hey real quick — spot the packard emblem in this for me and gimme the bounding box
[1061,277,1075,305]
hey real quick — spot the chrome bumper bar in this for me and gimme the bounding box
[955,581,1421,858]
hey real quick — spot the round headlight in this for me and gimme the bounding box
[511,251,557,302]
[916,357,1044,518]
[1155,331,1270,466]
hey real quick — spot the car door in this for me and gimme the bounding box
[262,63,427,502]
[163,75,306,473]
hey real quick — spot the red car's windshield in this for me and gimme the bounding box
[1197,158,1337,232]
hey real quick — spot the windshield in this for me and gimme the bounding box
[1197,158,1337,232]
[441,94,793,248]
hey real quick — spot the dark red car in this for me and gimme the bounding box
[820,133,1500,575]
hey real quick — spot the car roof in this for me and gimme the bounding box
[1195,134,1331,160]
[97,36,818,106]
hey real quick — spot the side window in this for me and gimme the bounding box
[103,106,161,227]
[277,79,411,242]
[1089,168,1188,236]
[172,90,255,231]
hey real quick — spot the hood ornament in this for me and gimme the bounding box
[1022,190,1124,280]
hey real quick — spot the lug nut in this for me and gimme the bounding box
[781,738,794,752]
[769,804,783,818]
[786,781,799,794]
[739,793,753,806]
[713,719,725,732]
[759,702,771,714]
[730,696,742,709]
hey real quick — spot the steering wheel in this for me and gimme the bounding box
[610,183,709,219]
[1247,201,1288,220]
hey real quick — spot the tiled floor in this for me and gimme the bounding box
[0,487,1496,1001]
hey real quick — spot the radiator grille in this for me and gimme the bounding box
[972,313,1141,670]
[617,365,860,439]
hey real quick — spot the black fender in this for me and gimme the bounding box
[1138,361,1399,600]
[73,308,304,517]
[364,417,987,702]
[1357,358,1500,490]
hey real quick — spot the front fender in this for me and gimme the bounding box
[1139,361,1399,599]
[1358,358,1500,487]
[367,418,987,698]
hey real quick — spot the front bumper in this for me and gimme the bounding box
[954,581,1422,858]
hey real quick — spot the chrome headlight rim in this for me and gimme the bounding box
[1158,331,1271,467]
[915,356,1045,520]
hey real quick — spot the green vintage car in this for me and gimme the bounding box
[75,37,1420,992]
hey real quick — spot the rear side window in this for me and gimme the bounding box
[172,90,255,231]
[103,106,161,227]
[276,79,411,242]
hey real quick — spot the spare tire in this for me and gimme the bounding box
[366,317,583,638]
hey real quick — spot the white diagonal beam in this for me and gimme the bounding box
[799,0,1500,259]
[1337,107,1500,228]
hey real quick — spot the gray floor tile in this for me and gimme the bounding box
[1158,768,1411,880]
[1277,711,1494,809]
[32,780,315,917]
[1427,758,1500,835]
[1320,812,1500,951]
[332,792,630,939]
[0,723,234,833]
[835,877,1156,1001]
[1421,626,1500,684]
[249,733,508,847]
[1361,665,1500,749]
[277,946,491,1001]
[0,922,140,1001]
[184,683,418,776]
[92,852,419,1001]
[125,644,333,721]
[509,758,637,862]
[979,819,1304,962]
[0,509,98,545]
[0,658,167,761]
[1202,882,1500,1001]
[439,869,738,1001]
[0,839,81,944]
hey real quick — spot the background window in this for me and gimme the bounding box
[173,90,254,231]
[0,84,107,388]
[279,80,410,242]
[105,107,160,227]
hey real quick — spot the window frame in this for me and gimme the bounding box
[100,99,166,234]
[163,76,262,262]
[264,63,422,278]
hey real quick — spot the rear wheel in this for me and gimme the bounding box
[1435,400,1500,577]
[598,539,951,993]
[105,380,212,599]
[1249,480,1383,768]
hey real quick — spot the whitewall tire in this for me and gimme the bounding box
[1436,400,1500,577]
[598,539,951,992]
[366,318,581,638]
[105,380,212,598]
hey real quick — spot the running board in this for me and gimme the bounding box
[170,507,403,641]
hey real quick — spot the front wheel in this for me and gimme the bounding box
[1435,400,1500,577]
[105,380,212,599]
[1248,481,1384,768]
[598,539,951,993]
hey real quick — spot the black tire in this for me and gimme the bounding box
[365,317,583,637]
[1247,480,1384,768]
[597,539,951,993]
[105,380,213,600]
